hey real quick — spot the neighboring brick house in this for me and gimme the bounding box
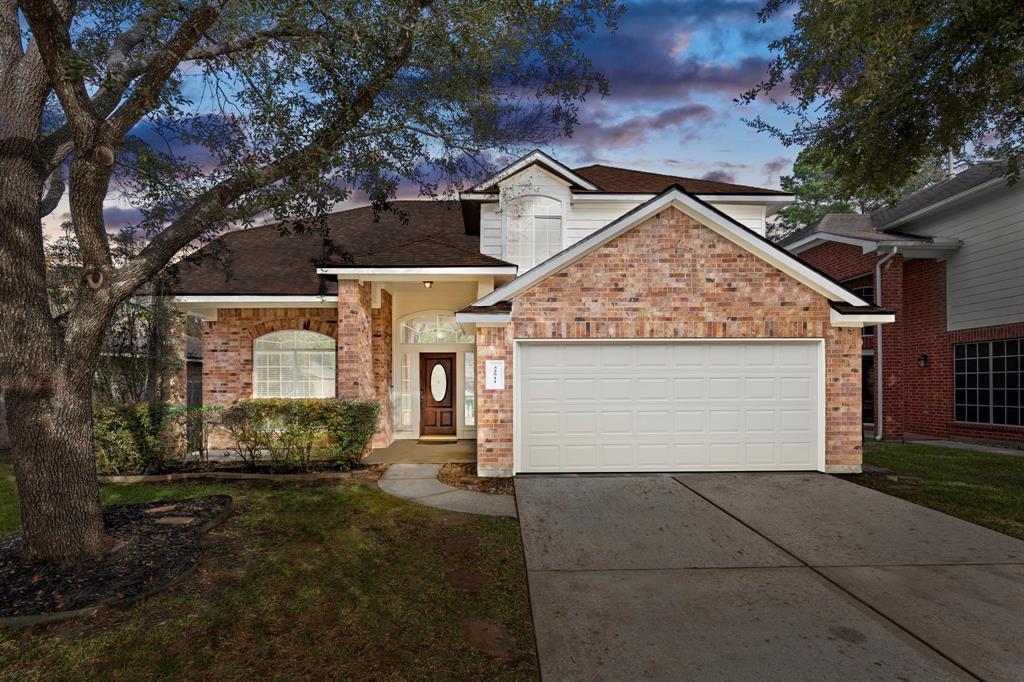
[781,161,1024,447]
[173,150,891,476]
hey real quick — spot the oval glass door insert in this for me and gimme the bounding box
[430,363,447,402]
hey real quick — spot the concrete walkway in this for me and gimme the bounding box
[517,473,1024,681]
[377,464,516,517]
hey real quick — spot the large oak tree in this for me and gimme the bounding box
[0,0,620,561]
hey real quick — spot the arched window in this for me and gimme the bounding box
[506,195,562,270]
[399,312,474,345]
[253,330,336,398]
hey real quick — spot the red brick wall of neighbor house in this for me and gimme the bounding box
[795,242,1024,444]
[798,241,877,281]
[475,206,863,476]
[899,259,1024,443]
[371,289,394,447]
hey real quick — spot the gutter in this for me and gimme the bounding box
[874,247,899,441]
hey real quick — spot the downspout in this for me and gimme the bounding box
[874,246,899,440]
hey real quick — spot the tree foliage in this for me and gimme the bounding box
[768,148,947,240]
[0,0,621,561]
[742,0,1024,195]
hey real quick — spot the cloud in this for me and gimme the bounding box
[700,169,737,183]
[566,103,716,160]
[760,156,792,185]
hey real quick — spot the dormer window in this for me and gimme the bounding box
[505,195,562,271]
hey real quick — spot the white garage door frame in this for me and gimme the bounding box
[512,338,827,474]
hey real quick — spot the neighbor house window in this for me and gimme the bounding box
[853,286,875,337]
[253,330,336,398]
[506,195,562,271]
[955,340,1023,426]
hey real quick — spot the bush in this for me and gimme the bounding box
[164,404,223,462]
[94,403,169,475]
[219,399,379,470]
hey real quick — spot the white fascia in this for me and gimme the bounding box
[175,295,337,304]
[474,189,872,308]
[830,308,895,328]
[466,150,598,192]
[568,193,795,204]
[316,266,517,277]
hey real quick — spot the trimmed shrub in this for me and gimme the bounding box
[219,399,379,470]
[94,403,169,475]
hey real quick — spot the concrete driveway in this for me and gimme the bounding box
[515,473,1024,681]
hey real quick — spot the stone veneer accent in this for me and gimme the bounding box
[371,289,394,447]
[475,206,862,477]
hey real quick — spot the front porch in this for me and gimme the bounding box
[364,439,476,465]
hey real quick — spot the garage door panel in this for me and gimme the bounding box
[519,341,822,473]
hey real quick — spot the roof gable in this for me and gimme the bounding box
[473,187,872,308]
[467,150,599,192]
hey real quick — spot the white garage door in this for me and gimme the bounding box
[517,341,822,473]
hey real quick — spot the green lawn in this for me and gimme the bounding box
[851,440,1024,540]
[0,464,538,680]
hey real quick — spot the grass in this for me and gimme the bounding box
[0,463,538,680]
[850,440,1024,540]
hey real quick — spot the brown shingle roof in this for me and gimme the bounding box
[171,201,511,296]
[571,164,792,195]
[456,301,512,314]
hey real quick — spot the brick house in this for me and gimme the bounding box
[173,151,891,476]
[781,161,1024,447]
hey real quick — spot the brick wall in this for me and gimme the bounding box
[202,307,338,447]
[336,281,375,400]
[475,325,514,477]
[799,241,877,281]
[371,289,393,447]
[476,206,863,475]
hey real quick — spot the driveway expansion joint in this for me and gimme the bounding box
[669,475,984,681]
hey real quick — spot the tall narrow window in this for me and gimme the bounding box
[506,195,562,271]
[464,352,476,427]
[253,330,336,398]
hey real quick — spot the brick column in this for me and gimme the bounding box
[336,280,375,400]
[475,325,513,477]
[371,289,393,447]
[878,254,905,440]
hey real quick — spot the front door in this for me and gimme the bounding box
[420,353,456,436]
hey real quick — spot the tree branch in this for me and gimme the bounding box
[113,0,431,296]
[102,3,222,141]
[20,0,99,139]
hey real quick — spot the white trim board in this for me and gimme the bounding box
[466,150,599,193]
[474,188,872,308]
[316,266,516,276]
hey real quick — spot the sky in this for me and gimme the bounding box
[546,0,796,187]
[42,0,798,238]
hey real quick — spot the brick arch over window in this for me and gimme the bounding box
[246,317,337,340]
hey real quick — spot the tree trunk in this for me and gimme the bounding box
[1,47,109,560]
[7,371,108,562]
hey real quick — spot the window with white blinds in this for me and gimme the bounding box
[253,330,336,398]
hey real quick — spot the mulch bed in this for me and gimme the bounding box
[438,464,514,496]
[0,496,232,625]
